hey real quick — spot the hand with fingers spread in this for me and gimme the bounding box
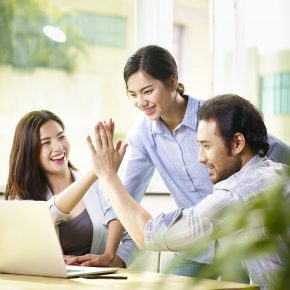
[106,118,116,138]
[87,121,127,180]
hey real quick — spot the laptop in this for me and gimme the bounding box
[0,200,118,278]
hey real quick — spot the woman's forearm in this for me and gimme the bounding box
[104,219,126,267]
[54,170,97,213]
[104,220,124,258]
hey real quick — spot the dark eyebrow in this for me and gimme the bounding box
[40,137,50,142]
[40,131,64,142]
[128,85,154,94]
[197,140,210,145]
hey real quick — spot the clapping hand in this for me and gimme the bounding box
[87,120,127,180]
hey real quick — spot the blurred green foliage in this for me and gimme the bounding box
[0,0,85,73]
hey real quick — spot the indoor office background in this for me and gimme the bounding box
[0,0,211,194]
[0,0,290,273]
[0,1,290,218]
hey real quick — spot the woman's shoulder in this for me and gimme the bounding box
[186,95,205,108]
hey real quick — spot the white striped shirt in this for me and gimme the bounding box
[144,156,289,289]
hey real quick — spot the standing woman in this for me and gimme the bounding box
[5,110,134,267]
[114,44,215,276]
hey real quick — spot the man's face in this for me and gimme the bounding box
[197,119,242,184]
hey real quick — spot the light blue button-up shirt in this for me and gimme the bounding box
[105,96,215,263]
[118,96,212,207]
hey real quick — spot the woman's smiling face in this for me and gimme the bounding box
[39,120,70,176]
[127,70,175,121]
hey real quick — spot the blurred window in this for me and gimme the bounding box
[0,0,213,187]
[260,72,290,114]
[65,12,126,47]
[211,0,290,143]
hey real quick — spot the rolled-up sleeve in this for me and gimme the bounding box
[116,231,139,267]
[144,208,183,251]
[46,196,69,225]
[145,189,239,254]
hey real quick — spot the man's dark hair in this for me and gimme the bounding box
[197,94,270,156]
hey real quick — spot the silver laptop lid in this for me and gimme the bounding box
[0,200,69,277]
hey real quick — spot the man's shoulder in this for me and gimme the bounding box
[267,133,290,165]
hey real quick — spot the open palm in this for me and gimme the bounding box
[87,121,127,180]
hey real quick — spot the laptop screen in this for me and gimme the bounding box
[0,200,117,278]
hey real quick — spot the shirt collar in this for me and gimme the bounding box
[240,154,266,171]
[182,95,200,131]
[151,96,201,134]
[151,118,163,134]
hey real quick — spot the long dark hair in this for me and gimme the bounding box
[123,45,185,96]
[197,94,270,156]
[5,110,76,200]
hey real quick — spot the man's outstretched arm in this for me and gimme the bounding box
[87,122,151,249]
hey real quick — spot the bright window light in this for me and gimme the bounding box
[42,25,67,43]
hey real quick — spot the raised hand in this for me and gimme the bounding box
[87,121,127,179]
[87,121,150,249]
[107,118,115,136]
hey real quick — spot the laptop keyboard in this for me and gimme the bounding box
[67,269,86,273]
[66,266,87,273]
